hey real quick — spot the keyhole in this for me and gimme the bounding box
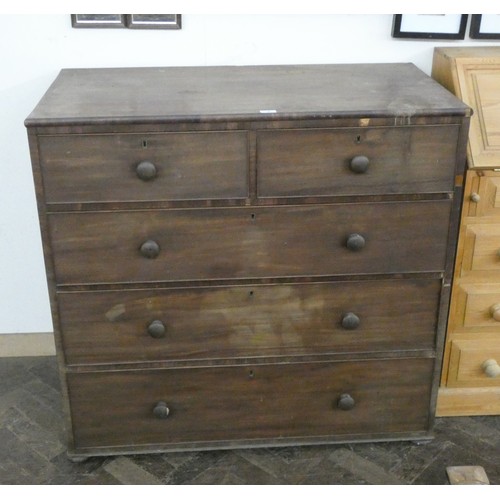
[142,139,148,148]
[249,290,254,298]
[251,213,256,221]
[355,135,362,144]
[248,370,255,379]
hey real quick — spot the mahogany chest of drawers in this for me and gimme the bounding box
[25,63,470,459]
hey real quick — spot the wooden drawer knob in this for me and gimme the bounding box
[147,320,166,338]
[140,240,160,259]
[349,155,370,174]
[337,393,356,411]
[346,233,365,251]
[136,161,157,181]
[341,312,360,330]
[482,359,500,378]
[153,401,170,419]
[490,304,500,321]
[470,192,481,203]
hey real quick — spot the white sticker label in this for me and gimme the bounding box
[259,109,277,114]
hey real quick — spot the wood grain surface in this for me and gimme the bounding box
[57,279,441,365]
[67,357,434,449]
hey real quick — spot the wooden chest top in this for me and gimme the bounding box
[25,63,469,126]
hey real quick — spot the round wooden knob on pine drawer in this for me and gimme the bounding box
[136,161,157,181]
[349,155,370,174]
[490,304,500,321]
[153,401,170,419]
[470,192,481,203]
[346,233,365,251]
[147,320,166,338]
[140,240,160,259]
[482,359,500,378]
[337,393,356,411]
[341,312,360,330]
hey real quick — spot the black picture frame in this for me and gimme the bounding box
[392,14,468,40]
[470,15,500,39]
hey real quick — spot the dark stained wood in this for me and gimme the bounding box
[257,125,460,197]
[39,131,249,203]
[67,357,434,449]
[25,64,469,127]
[25,63,470,457]
[48,201,452,285]
[58,279,441,365]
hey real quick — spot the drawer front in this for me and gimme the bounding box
[257,126,459,198]
[67,358,434,449]
[461,224,500,275]
[49,201,452,285]
[447,340,500,387]
[38,131,249,203]
[465,171,500,218]
[451,283,500,330]
[58,279,441,365]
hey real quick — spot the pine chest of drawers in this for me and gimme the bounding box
[25,64,470,459]
[432,47,500,415]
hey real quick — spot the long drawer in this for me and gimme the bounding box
[67,357,434,449]
[58,278,441,365]
[257,125,459,197]
[48,201,452,285]
[38,131,249,203]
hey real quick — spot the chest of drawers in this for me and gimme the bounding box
[432,47,500,415]
[25,64,470,459]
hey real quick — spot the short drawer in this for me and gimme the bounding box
[465,171,500,218]
[257,125,459,198]
[450,283,500,331]
[48,201,452,285]
[447,340,500,387]
[460,224,500,276]
[38,131,249,203]
[67,357,434,449]
[58,278,441,365]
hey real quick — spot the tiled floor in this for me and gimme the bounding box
[0,356,498,485]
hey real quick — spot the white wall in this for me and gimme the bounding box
[1,14,498,335]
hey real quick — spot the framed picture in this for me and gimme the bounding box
[71,14,126,29]
[127,14,182,30]
[71,14,181,30]
[392,14,468,40]
[470,15,500,39]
